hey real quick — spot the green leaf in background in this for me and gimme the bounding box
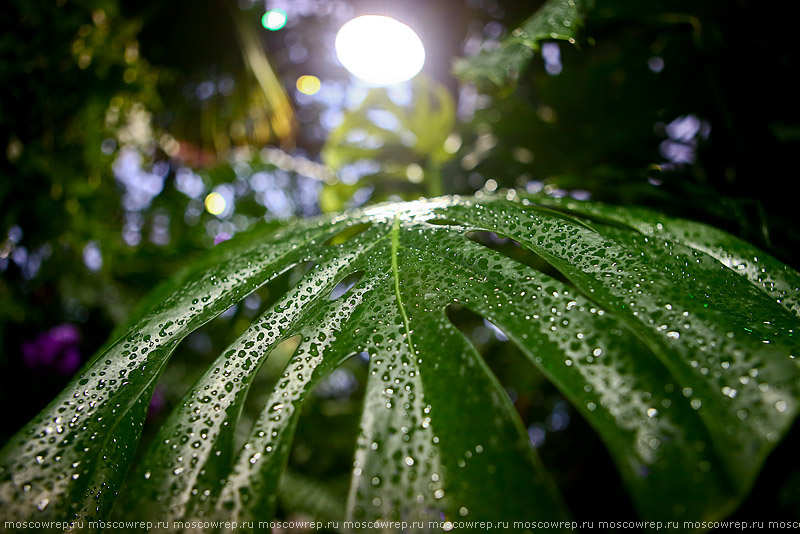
[1,192,798,531]
[453,0,593,89]
[321,75,456,211]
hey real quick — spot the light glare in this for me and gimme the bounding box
[204,192,226,215]
[296,75,321,95]
[335,15,425,86]
[262,9,287,31]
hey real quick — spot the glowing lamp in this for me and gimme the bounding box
[334,15,425,86]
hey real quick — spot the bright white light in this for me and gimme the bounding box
[335,15,425,86]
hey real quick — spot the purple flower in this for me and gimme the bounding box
[214,232,232,245]
[147,386,167,420]
[22,323,82,374]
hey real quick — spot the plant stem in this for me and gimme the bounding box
[426,162,443,197]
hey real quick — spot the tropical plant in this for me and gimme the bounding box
[1,191,798,531]
[4,0,800,530]
[320,75,456,210]
[454,0,590,90]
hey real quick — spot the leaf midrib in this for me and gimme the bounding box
[391,216,415,352]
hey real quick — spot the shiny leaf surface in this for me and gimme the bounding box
[1,192,798,531]
[453,0,592,89]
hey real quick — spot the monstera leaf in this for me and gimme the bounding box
[1,192,799,531]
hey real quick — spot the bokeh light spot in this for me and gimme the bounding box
[406,163,424,183]
[262,9,287,31]
[443,133,462,154]
[335,15,425,86]
[204,192,226,215]
[296,75,321,95]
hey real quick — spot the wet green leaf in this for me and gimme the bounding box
[454,0,593,89]
[1,193,798,531]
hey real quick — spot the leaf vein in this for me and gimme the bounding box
[391,216,415,352]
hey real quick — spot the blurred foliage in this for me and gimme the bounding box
[449,0,800,265]
[453,0,591,89]
[320,76,456,211]
[1,0,163,353]
[0,0,303,442]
